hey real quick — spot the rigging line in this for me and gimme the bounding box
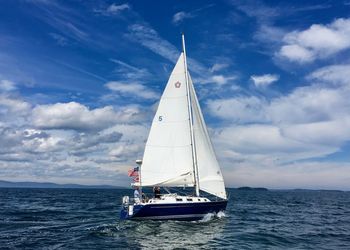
[182,33,200,197]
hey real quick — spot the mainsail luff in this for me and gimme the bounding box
[182,33,200,197]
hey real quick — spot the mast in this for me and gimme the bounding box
[182,33,200,197]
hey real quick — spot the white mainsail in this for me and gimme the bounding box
[139,42,227,199]
[140,53,194,187]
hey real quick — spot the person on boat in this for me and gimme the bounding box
[134,187,141,204]
[153,186,161,199]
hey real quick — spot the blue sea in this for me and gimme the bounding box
[0,188,349,249]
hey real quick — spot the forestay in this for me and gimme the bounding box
[140,53,194,187]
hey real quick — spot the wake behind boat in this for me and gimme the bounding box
[120,34,228,221]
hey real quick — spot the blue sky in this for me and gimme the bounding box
[1,0,350,189]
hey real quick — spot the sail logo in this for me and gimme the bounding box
[174,81,181,88]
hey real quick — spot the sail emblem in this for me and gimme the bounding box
[174,81,181,88]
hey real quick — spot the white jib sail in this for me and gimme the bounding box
[140,53,194,187]
[189,74,227,199]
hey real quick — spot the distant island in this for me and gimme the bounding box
[236,186,269,191]
[0,180,126,189]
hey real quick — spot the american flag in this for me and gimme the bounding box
[127,167,139,177]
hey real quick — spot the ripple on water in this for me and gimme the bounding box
[0,188,350,249]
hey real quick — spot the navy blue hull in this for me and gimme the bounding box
[120,200,228,221]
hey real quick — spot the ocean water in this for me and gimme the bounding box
[0,188,349,249]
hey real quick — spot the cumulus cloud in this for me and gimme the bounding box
[209,63,350,169]
[207,96,267,123]
[223,161,350,190]
[0,80,17,92]
[254,24,286,44]
[251,74,279,88]
[278,18,350,63]
[0,95,149,186]
[108,144,142,161]
[307,64,350,85]
[279,44,314,63]
[0,95,31,114]
[105,81,158,100]
[268,85,347,124]
[32,102,141,131]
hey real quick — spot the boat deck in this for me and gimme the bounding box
[121,194,227,220]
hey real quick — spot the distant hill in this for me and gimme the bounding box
[236,187,269,191]
[0,180,127,189]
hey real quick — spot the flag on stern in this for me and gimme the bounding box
[128,167,139,177]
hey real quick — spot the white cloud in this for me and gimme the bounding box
[279,44,314,63]
[105,81,158,100]
[110,59,151,81]
[200,75,236,85]
[127,24,179,63]
[208,63,350,172]
[172,11,192,25]
[282,119,350,146]
[0,80,17,92]
[126,23,209,76]
[216,124,313,155]
[307,64,350,85]
[172,5,214,25]
[268,85,347,124]
[32,102,139,131]
[207,96,267,123]
[94,3,130,16]
[106,3,130,14]
[109,144,141,160]
[0,95,150,186]
[209,63,229,73]
[0,95,31,113]
[278,18,350,63]
[223,161,350,190]
[251,74,279,88]
[254,24,286,44]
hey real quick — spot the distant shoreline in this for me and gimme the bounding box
[0,180,127,189]
[0,180,346,192]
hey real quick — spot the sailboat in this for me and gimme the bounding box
[120,34,227,221]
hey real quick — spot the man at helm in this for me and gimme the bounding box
[134,186,141,204]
